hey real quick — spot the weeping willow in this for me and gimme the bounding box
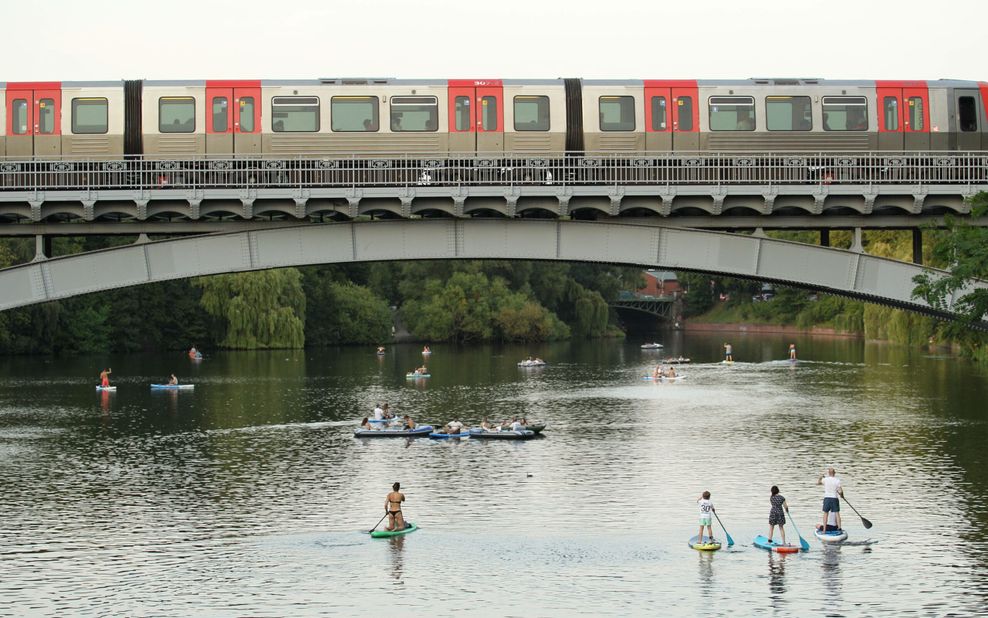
[195,269,305,349]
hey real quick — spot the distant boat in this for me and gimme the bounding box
[640,343,664,349]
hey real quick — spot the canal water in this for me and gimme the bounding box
[1,333,987,616]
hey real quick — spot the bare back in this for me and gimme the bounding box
[386,490,405,513]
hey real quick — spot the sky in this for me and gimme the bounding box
[2,0,983,82]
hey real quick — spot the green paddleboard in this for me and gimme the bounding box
[370,522,418,538]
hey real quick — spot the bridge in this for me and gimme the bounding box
[1,151,986,325]
[1,219,985,328]
[611,292,678,321]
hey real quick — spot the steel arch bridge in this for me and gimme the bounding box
[0,219,983,326]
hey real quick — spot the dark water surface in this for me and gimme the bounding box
[2,333,987,616]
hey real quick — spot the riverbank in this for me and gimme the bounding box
[682,321,861,337]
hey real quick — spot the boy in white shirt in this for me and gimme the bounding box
[697,491,716,543]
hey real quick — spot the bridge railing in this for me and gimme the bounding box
[1,152,987,192]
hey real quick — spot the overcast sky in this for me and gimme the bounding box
[4,0,983,82]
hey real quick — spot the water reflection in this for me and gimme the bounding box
[767,552,787,609]
[820,545,843,605]
[389,535,405,585]
[696,551,714,592]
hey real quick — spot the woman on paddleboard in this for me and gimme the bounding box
[767,485,789,546]
[385,482,406,531]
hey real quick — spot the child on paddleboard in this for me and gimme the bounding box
[767,485,790,545]
[697,491,716,543]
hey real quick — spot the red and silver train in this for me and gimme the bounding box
[2,78,987,158]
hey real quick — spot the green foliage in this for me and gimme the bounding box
[195,269,306,349]
[304,276,392,345]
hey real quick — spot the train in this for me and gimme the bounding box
[2,77,987,159]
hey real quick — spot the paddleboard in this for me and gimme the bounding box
[720,360,734,365]
[753,535,802,553]
[150,384,195,390]
[370,522,418,538]
[689,535,722,551]
[814,528,848,544]
[406,373,431,379]
[96,386,117,392]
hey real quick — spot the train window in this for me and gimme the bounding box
[481,96,498,131]
[709,96,755,131]
[71,98,108,134]
[11,99,28,135]
[677,97,693,131]
[38,98,55,134]
[907,97,924,131]
[455,96,470,131]
[212,97,229,132]
[273,96,320,132]
[599,96,635,131]
[159,97,196,133]
[959,96,977,132]
[239,97,255,133]
[390,96,438,132]
[651,96,667,131]
[331,96,377,132]
[514,96,550,131]
[822,96,868,131]
[766,96,811,131]
[883,97,899,131]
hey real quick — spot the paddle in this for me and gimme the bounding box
[368,512,389,534]
[786,510,811,551]
[841,495,873,529]
[713,511,735,547]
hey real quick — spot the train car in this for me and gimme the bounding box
[581,80,645,153]
[502,79,566,153]
[62,81,125,157]
[142,81,206,158]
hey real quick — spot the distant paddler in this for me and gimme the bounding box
[168,373,178,385]
[789,343,797,361]
[99,367,112,388]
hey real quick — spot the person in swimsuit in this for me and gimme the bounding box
[360,417,376,431]
[402,415,415,430]
[99,368,112,387]
[382,403,393,419]
[385,482,406,531]
[167,374,178,385]
[767,485,789,545]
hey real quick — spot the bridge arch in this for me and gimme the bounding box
[0,219,983,324]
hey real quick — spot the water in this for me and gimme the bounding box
[2,333,987,616]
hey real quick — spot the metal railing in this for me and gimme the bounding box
[1,151,987,192]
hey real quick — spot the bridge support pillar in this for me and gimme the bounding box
[557,196,570,217]
[29,201,42,222]
[912,196,925,214]
[189,199,201,220]
[752,227,767,238]
[32,235,50,262]
[862,195,875,215]
[82,200,95,221]
[294,198,307,220]
[820,229,830,247]
[811,195,824,215]
[346,197,360,218]
[506,197,517,218]
[240,199,253,220]
[136,199,148,221]
[609,196,621,216]
[400,197,412,218]
[763,194,776,214]
[134,233,150,245]
[912,228,923,265]
[850,227,865,253]
[711,195,724,215]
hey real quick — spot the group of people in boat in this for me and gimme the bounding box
[696,468,848,547]
[479,416,529,432]
[360,403,418,431]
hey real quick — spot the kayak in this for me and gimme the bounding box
[720,360,734,365]
[468,428,536,440]
[406,373,431,379]
[96,386,117,392]
[641,375,686,381]
[354,425,433,438]
[150,384,195,390]
[689,535,722,551]
[370,522,418,538]
[429,431,470,439]
[814,528,849,544]
[753,535,803,553]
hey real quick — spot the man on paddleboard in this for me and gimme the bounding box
[817,468,844,530]
[99,368,112,388]
[385,482,406,531]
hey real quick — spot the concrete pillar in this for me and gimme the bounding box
[850,228,864,253]
[820,229,830,247]
[912,228,923,265]
[33,235,49,261]
[752,227,767,238]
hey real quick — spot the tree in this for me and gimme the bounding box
[304,280,392,346]
[195,269,306,349]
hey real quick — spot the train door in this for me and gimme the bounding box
[447,80,503,154]
[5,83,62,158]
[671,85,699,151]
[953,88,981,151]
[644,86,671,151]
[206,81,261,156]
[876,82,930,151]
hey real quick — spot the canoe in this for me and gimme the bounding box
[753,535,803,553]
[814,528,849,544]
[150,384,195,390]
[406,373,431,379]
[370,522,418,538]
[354,425,433,438]
[96,386,117,392]
[429,431,470,439]
[641,375,686,382]
[468,428,536,440]
[689,535,722,551]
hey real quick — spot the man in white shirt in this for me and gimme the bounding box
[447,419,464,434]
[373,404,384,421]
[817,468,844,530]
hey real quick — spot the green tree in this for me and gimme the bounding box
[195,269,306,349]
[304,279,392,346]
